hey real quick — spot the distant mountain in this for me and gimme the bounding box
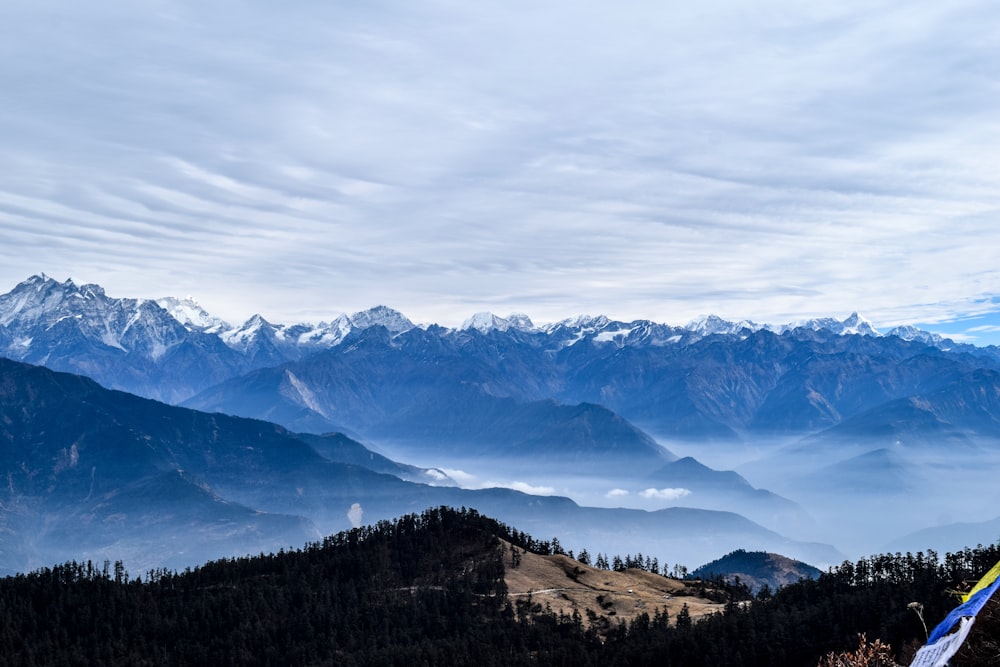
[0,275,419,402]
[155,295,230,334]
[689,549,823,593]
[461,311,536,333]
[185,324,676,473]
[7,275,1000,445]
[0,275,247,403]
[690,311,898,340]
[11,274,1000,562]
[0,358,838,574]
[887,515,1000,556]
[182,318,1000,445]
[645,457,814,536]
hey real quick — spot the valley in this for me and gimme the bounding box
[2,274,1000,577]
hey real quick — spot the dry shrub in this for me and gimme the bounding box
[816,633,901,667]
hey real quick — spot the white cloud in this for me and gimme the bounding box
[423,469,449,482]
[439,468,477,485]
[3,1,1000,340]
[606,488,631,498]
[640,488,692,501]
[347,502,364,528]
[486,481,556,496]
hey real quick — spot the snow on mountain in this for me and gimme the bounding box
[537,315,614,347]
[542,314,611,334]
[886,325,950,347]
[295,314,354,347]
[348,306,414,334]
[461,312,536,333]
[685,312,882,338]
[0,274,188,358]
[840,312,880,336]
[0,275,975,371]
[685,315,763,336]
[776,312,880,337]
[592,325,638,343]
[219,310,386,360]
[156,296,231,334]
[221,314,278,350]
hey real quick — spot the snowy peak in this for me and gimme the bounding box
[543,314,612,334]
[780,312,881,337]
[217,307,414,359]
[506,313,535,330]
[293,314,353,348]
[461,312,536,333]
[349,306,413,334]
[156,296,231,334]
[221,314,280,349]
[684,313,880,338]
[219,309,412,359]
[0,274,190,361]
[0,276,980,375]
[841,312,879,336]
[887,325,949,347]
[685,315,762,336]
[0,274,76,327]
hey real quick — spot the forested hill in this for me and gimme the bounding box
[0,506,998,666]
[689,548,823,592]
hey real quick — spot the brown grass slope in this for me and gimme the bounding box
[502,541,726,629]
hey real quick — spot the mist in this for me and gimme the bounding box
[367,431,1000,570]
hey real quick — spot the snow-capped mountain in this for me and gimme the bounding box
[0,275,246,402]
[685,312,880,339]
[0,274,180,355]
[0,274,207,366]
[156,296,231,334]
[347,305,414,334]
[461,312,536,333]
[685,315,763,336]
[2,274,991,409]
[6,274,1000,572]
[885,324,951,347]
[219,306,413,365]
[775,312,880,337]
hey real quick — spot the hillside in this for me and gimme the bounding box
[503,545,726,629]
[0,357,838,574]
[0,506,998,666]
[690,548,822,592]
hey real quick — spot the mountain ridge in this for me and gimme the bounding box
[0,357,839,574]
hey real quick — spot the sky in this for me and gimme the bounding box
[2,1,1000,343]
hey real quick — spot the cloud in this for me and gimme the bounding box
[606,489,630,498]
[347,502,364,528]
[439,468,477,485]
[486,481,556,496]
[422,469,450,482]
[640,488,692,501]
[3,2,1000,340]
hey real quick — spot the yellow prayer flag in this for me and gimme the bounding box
[961,559,1000,603]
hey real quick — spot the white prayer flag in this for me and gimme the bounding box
[908,616,975,667]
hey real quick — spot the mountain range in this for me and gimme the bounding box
[5,274,999,446]
[3,273,1000,569]
[0,356,839,575]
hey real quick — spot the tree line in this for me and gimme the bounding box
[0,505,996,666]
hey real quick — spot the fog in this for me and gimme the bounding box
[368,434,1000,570]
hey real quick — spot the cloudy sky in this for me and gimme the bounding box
[2,1,1000,342]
